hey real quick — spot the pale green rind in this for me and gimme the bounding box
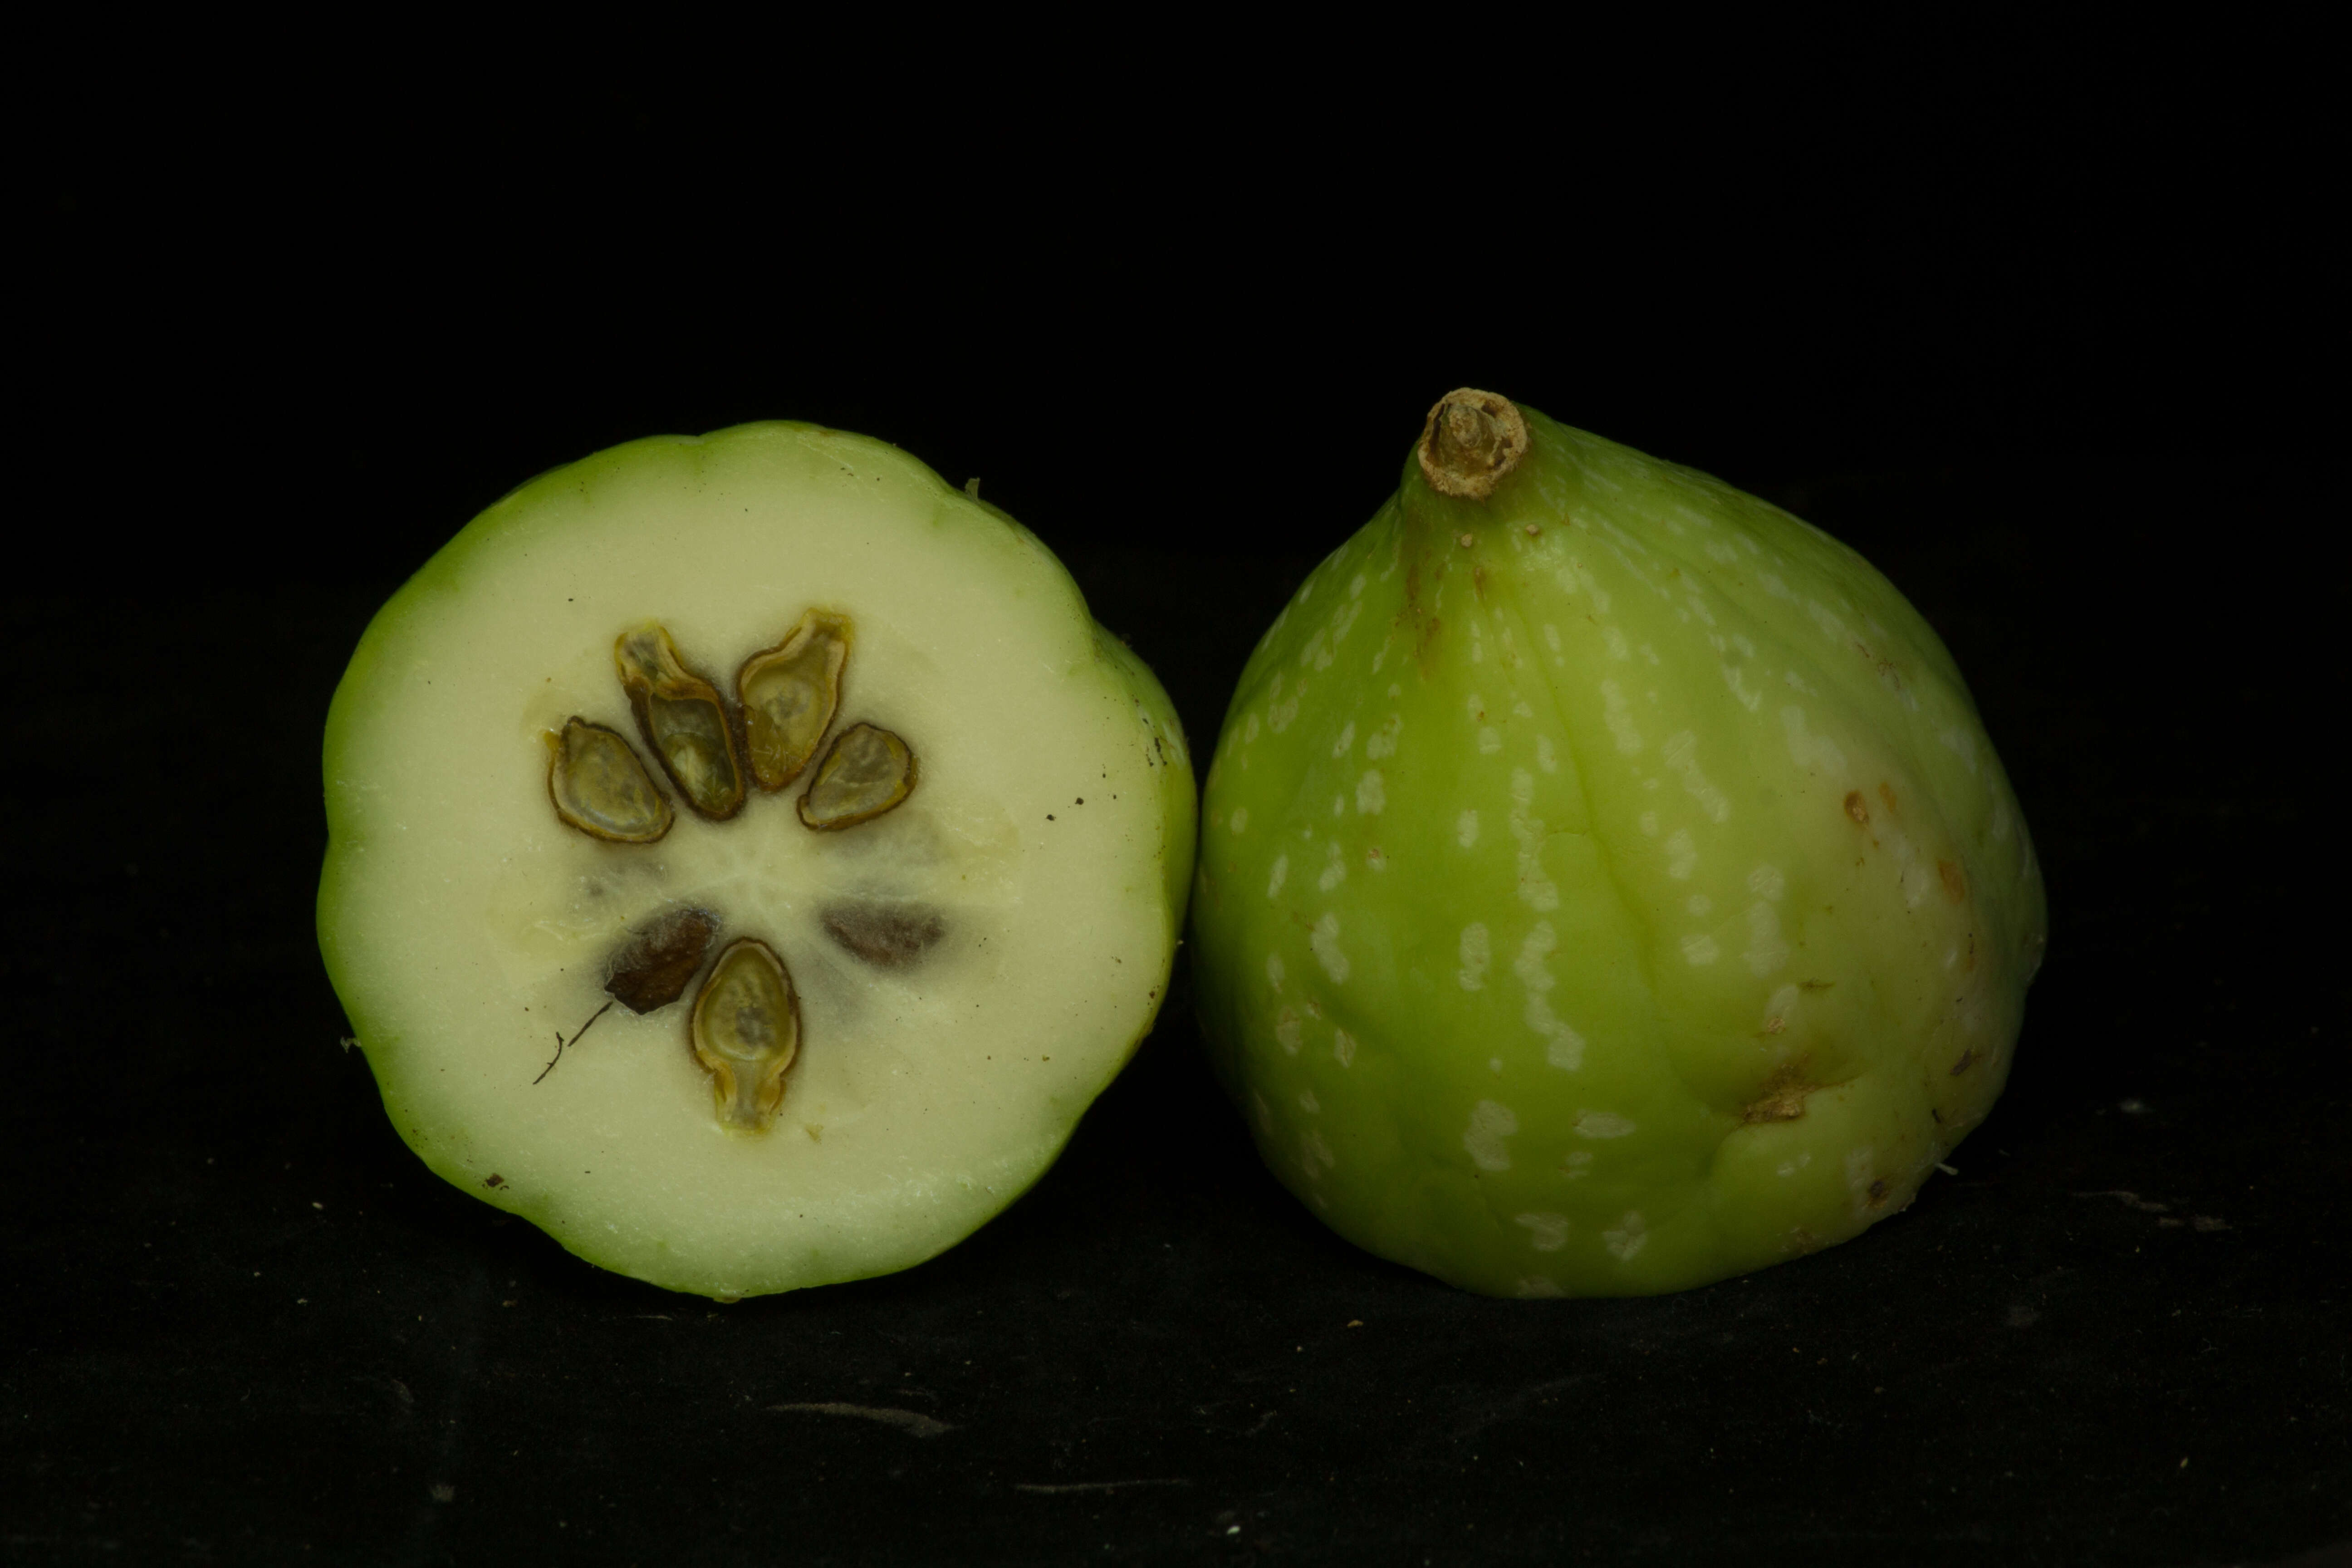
[1191,407,2044,1298]
[320,421,1195,1297]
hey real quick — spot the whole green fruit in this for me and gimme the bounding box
[1191,391,2044,1297]
[320,422,1195,1298]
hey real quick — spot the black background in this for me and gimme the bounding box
[9,33,2345,1568]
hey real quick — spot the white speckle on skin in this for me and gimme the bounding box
[1562,1151,1594,1178]
[1463,1100,1518,1171]
[1298,1090,1320,1114]
[1229,807,1250,835]
[1357,770,1386,814]
[1489,1056,1504,1073]
[1536,735,1558,774]
[1465,691,1484,723]
[1245,712,1260,743]
[1331,794,1345,817]
[1574,1110,1636,1139]
[1666,829,1697,880]
[1513,922,1586,1070]
[1266,953,1285,990]
[1478,727,1503,754]
[1514,1213,1570,1252]
[1603,1211,1648,1260]
[1515,1277,1566,1298]
[1744,900,1790,975]
[1764,983,1799,1033]
[1364,846,1387,872]
[1512,700,1535,719]
[1267,855,1289,899]
[1319,840,1347,892]
[1275,1008,1302,1054]
[1301,1128,1335,1172]
[1457,922,1490,990]
[1687,894,1713,915]
[1748,863,1786,901]
[1457,809,1480,848]
[1349,573,1366,598]
[1720,663,1763,712]
[1332,1029,1356,1067]
[1509,770,1558,911]
[1638,811,1658,836]
[1682,933,1721,965]
[1781,706,1845,774]
[1603,625,1630,661]
[1777,1151,1813,1177]
[1252,1092,1274,1133]
[1661,731,1731,823]
[1364,713,1402,760]
[1601,680,1643,755]
[1310,914,1349,983]
[1544,624,1562,653]
[1332,721,1356,758]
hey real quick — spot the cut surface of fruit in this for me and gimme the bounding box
[1190,391,2045,1298]
[320,422,1194,1298]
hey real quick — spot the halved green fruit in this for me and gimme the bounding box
[320,422,1195,1298]
[1190,391,2045,1298]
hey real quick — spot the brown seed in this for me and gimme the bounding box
[690,939,800,1133]
[547,718,673,843]
[799,723,917,830]
[604,907,720,1014]
[737,610,853,790]
[614,623,746,820]
[821,902,947,969]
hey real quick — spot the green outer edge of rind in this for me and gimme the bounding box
[317,421,1197,1298]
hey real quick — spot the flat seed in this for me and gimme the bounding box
[799,723,917,830]
[737,610,852,790]
[547,718,673,843]
[820,902,946,969]
[690,939,799,1132]
[615,623,746,820]
[605,907,720,1013]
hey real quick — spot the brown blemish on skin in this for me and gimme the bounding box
[484,1174,505,1189]
[1939,860,1968,903]
[1473,564,1487,599]
[1743,1063,1819,1123]
[1878,782,1898,816]
[1798,978,1836,991]
[1950,1049,1979,1075]
[1843,791,1870,825]
[1867,1178,1890,1206]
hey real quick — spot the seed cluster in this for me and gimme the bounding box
[542,609,924,1133]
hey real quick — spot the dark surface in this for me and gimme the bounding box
[10,50,2344,1568]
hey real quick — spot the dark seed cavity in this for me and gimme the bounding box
[605,907,721,1014]
[821,902,947,969]
[738,609,852,790]
[690,939,800,1132]
[799,723,917,830]
[615,622,747,821]
[548,718,673,843]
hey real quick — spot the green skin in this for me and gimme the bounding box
[1191,406,2045,1297]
